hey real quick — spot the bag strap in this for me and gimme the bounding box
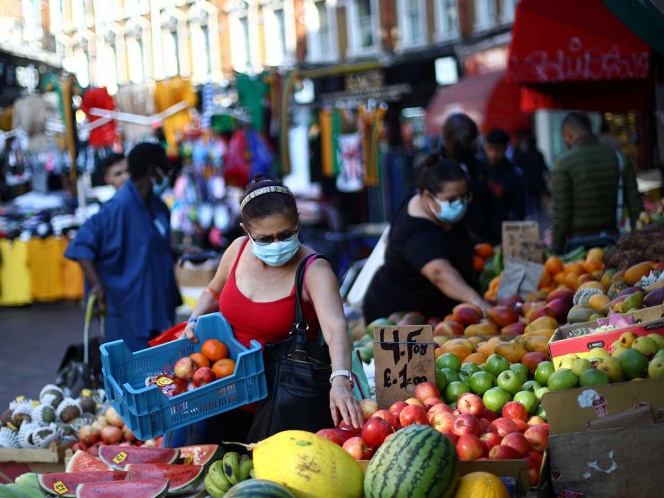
[615,150,624,227]
[292,253,328,344]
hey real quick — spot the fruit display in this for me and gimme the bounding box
[452,471,511,498]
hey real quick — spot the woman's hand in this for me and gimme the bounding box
[182,320,199,344]
[329,377,363,430]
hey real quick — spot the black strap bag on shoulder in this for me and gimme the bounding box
[246,253,334,443]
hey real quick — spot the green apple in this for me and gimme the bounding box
[469,371,496,395]
[535,386,550,401]
[579,368,610,387]
[460,362,482,376]
[536,405,547,420]
[445,381,470,403]
[571,358,594,377]
[435,369,449,392]
[654,349,664,362]
[441,368,460,383]
[436,353,462,371]
[485,354,510,377]
[482,387,512,413]
[547,368,579,391]
[513,390,539,415]
[459,371,471,385]
[510,363,529,382]
[589,347,610,359]
[497,370,524,396]
[521,380,543,393]
[534,361,555,386]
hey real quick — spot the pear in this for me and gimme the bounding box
[589,347,610,359]
[632,336,659,356]
[619,331,638,348]
[647,333,664,350]
[597,357,625,383]
[648,357,664,378]
[611,347,627,358]
[560,356,577,371]
[571,358,594,377]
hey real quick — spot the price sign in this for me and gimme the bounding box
[373,325,436,409]
[502,221,541,263]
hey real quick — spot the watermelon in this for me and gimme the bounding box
[176,444,225,470]
[65,450,111,473]
[364,425,459,498]
[76,478,169,497]
[99,445,180,470]
[127,463,203,494]
[224,479,296,497]
[38,471,127,497]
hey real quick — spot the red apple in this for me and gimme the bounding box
[456,434,484,460]
[453,414,480,437]
[491,418,519,438]
[414,382,441,403]
[481,408,498,422]
[359,399,379,421]
[423,397,444,411]
[404,397,425,408]
[372,409,398,430]
[489,444,521,460]
[480,432,503,456]
[100,425,123,445]
[173,357,198,380]
[442,430,458,445]
[478,418,492,434]
[342,436,374,460]
[361,417,394,448]
[333,428,354,444]
[502,401,529,422]
[457,393,484,417]
[429,411,455,433]
[428,403,454,416]
[513,419,529,433]
[501,432,531,457]
[316,428,343,446]
[338,419,362,435]
[524,424,549,452]
[527,415,546,426]
[121,424,136,442]
[434,320,465,337]
[521,352,550,374]
[399,404,428,427]
[527,451,544,487]
[389,401,408,419]
[192,367,216,388]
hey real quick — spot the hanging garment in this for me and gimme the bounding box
[246,129,274,179]
[224,130,250,187]
[59,237,84,300]
[80,87,117,148]
[236,72,269,133]
[0,239,32,306]
[359,105,387,188]
[154,77,198,148]
[27,236,64,301]
[336,133,364,193]
[114,83,155,142]
[12,95,50,154]
[0,107,13,131]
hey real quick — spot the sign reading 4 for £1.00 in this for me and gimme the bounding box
[373,325,436,409]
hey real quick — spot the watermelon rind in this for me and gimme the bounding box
[127,463,204,494]
[38,471,128,497]
[65,450,111,473]
[99,446,180,470]
[75,478,169,498]
[364,425,459,498]
[224,479,297,497]
[176,444,225,470]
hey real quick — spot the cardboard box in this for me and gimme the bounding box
[175,260,218,288]
[542,378,664,497]
[548,304,664,369]
[358,459,529,496]
[0,443,68,484]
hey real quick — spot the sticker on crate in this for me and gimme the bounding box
[577,390,608,418]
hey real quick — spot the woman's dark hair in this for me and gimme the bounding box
[417,155,467,194]
[240,174,298,226]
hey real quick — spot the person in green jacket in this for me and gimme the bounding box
[552,112,643,254]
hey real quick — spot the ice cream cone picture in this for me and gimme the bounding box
[578,389,608,418]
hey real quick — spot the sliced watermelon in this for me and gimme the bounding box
[176,444,225,470]
[76,478,169,498]
[127,463,203,494]
[65,450,111,473]
[99,445,180,470]
[38,471,127,497]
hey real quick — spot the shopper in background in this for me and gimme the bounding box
[65,142,181,352]
[100,152,129,190]
[552,112,643,254]
[513,130,549,218]
[483,128,526,244]
[363,156,486,323]
[440,113,492,243]
[183,176,362,442]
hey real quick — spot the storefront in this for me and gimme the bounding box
[0,47,60,107]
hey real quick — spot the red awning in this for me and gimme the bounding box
[507,0,651,84]
[425,72,530,136]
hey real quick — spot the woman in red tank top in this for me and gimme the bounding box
[182,176,362,443]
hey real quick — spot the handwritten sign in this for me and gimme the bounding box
[502,221,541,263]
[373,325,436,409]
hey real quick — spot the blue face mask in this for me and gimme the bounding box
[432,196,467,223]
[251,236,301,266]
[152,167,170,197]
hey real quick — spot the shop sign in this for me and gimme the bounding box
[373,325,435,409]
[464,45,509,76]
[319,69,411,103]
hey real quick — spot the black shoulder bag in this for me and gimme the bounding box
[246,254,334,443]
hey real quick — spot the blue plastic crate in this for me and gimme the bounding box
[100,312,267,440]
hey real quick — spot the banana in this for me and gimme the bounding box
[238,458,254,481]
[207,460,233,491]
[249,468,256,479]
[14,473,40,490]
[222,451,241,485]
[204,473,227,498]
[239,454,251,464]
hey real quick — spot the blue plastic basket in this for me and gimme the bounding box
[100,312,267,440]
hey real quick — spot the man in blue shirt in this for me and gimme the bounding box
[65,142,182,352]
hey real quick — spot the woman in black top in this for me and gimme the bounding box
[363,157,487,322]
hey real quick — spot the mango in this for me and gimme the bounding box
[621,291,643,312]
[601,295,627,316]
[624,262,654,286]
[567,305,597,324]
[522,328,555,340]
[645,280,664,294]
[578,281,605,291]
[464,322,499,337]
[525,316,558,333]
[487,306,519,328]
[494,342,527,363]
[501,322,527,336]
[523,336,550,354]
[644,287,664,308]
[588,293,611,312]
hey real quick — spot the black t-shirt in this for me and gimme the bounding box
[362,194,477,322]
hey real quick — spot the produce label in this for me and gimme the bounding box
[112,451,128,464]
[183,455,194,465]
[373,325,435,409]
[53,481,68,495]
[156,376,174,387]
[502,221,542,263]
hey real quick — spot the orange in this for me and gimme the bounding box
[189,353,210,369]
[544,256,563,276]
[538,271,552,289]
[553,272,566,285]
[472,256,485,272]
[563,272,580,290]
[474,243,494,259]
[583,258,604,274]
[212,358,236,379]
[201,339,229,362]
[566,262,586,275]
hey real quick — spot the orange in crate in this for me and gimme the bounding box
[212,358,236,379]
[201,339,229,362]
[189,353,210,368]
[544,256,563,276]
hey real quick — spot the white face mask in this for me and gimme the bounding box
[250,235,300,266]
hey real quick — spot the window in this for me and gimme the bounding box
[162,28,180,77]
[72,0,86,27]
[435,0,459,40]
[23,0,44,41]
[74,46,90,87]
[101,44,118,94]
[49,0,63,32]
[127,37,145,83]
[347,0,378,53]
[191,23,211,82]
[398,0,426,47]
[500,0,517,23]
[474,0,496,31]
[264,6,287,66]
[229,12,252,71]
[305,0,336,62]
